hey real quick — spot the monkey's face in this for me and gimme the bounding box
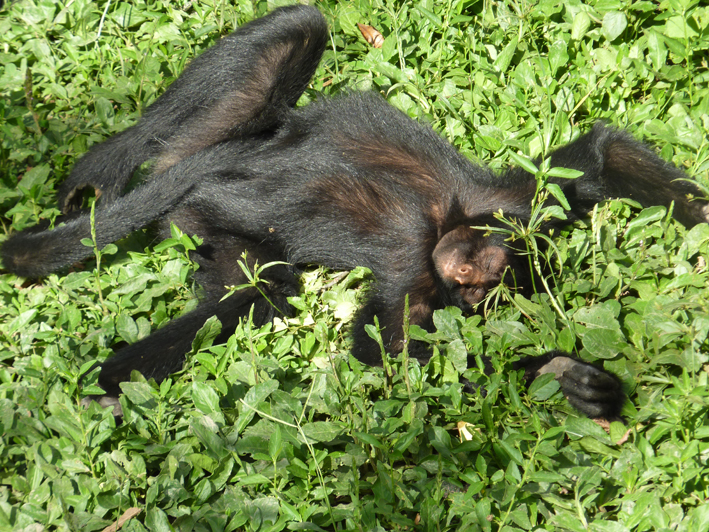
[432,225,523,309]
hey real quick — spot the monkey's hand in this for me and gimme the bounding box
[81,395,124,417]
[514,350,626,421]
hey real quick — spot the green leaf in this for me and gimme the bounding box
[354,431,386,450]
[564,417,612,441]
[571,11,592,41]
[581,328,626,359]
[446,339,468,373]
[609,421,628,444]
[574,301,621,330]
[528,372,560,400]
[191,416,227,461]
[579,436,620,457]
[432,308,461,340]
[8,309,37,334]
[664,15,699,40]
[548,40,569,76]
[509,152,539,175]
[192,382,221,416]
[545,183,571,210]
[624,205,666,243]
[95,97,114,125]
[494,36,518,72]
[547,167,583,179]
[238,473,270,486]
[243,379,279,409]
[647,31,667,71]
[687,503,709,532]
[17,164,50,189]
[338,5,364,36]
[685,223,709,256]
[145,508,172,532]
[499,438,524,466]
[245,497,279,527]
[602,11,627,42]
[302,421,346,442]
[120,382,158,409]
[191,315,222,351]
[375,62,407,84]
[415,5,442,27]
[268,424,283,459]
[116,314,139,344]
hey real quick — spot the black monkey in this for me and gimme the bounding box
[2,6,707,420]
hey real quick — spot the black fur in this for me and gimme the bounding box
[2,6,707,419]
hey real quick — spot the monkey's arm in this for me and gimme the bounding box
[58,5,328,212]
[513,350,626,420]
[348,269,446,366]
[546,124,707,227]
[353,290,628,420]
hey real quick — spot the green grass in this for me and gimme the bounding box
[1,0,709,530]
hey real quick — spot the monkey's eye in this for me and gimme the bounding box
[484,279,502,291]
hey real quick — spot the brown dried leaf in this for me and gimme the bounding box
[593,418,611,431]
[357,23,384,48]
[593,418,632,445]
[101,508,142,532]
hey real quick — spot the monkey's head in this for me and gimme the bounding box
[432,225,526,310]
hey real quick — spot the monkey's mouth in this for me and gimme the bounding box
[458,281,501,306]
[449,258,531,310]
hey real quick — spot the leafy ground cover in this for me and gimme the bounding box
[1,0,709,530]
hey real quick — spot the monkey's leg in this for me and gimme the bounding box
[58,5,328,212]
[2,151,211,277]
[1,137,269,278]
[96,285,294,397]
[97,226,296,398]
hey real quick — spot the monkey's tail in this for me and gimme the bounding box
[1,164,198,278]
